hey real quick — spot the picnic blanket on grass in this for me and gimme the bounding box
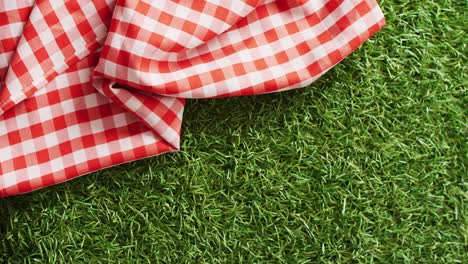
[0,0,385,197]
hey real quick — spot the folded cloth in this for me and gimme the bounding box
[0,0,385,197]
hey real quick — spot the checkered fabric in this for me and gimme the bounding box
[0,0,385,197]
[0,0,34,87]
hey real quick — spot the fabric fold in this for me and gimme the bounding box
[0,0,35,87]
[0,0,115,115]
[93,79,184,149]
[0,0,385,197]
[93,0,385,98]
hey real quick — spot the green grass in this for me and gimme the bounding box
[1,0,466,262]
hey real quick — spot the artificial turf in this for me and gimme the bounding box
[1,0,466,262]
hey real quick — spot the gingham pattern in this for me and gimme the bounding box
[0,51,182,196]
[0,0,34,87]
[0,0,385,197]
[94,0,385,98]
[0,0,116,115]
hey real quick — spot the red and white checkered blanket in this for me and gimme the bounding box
[0,0,385,197]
